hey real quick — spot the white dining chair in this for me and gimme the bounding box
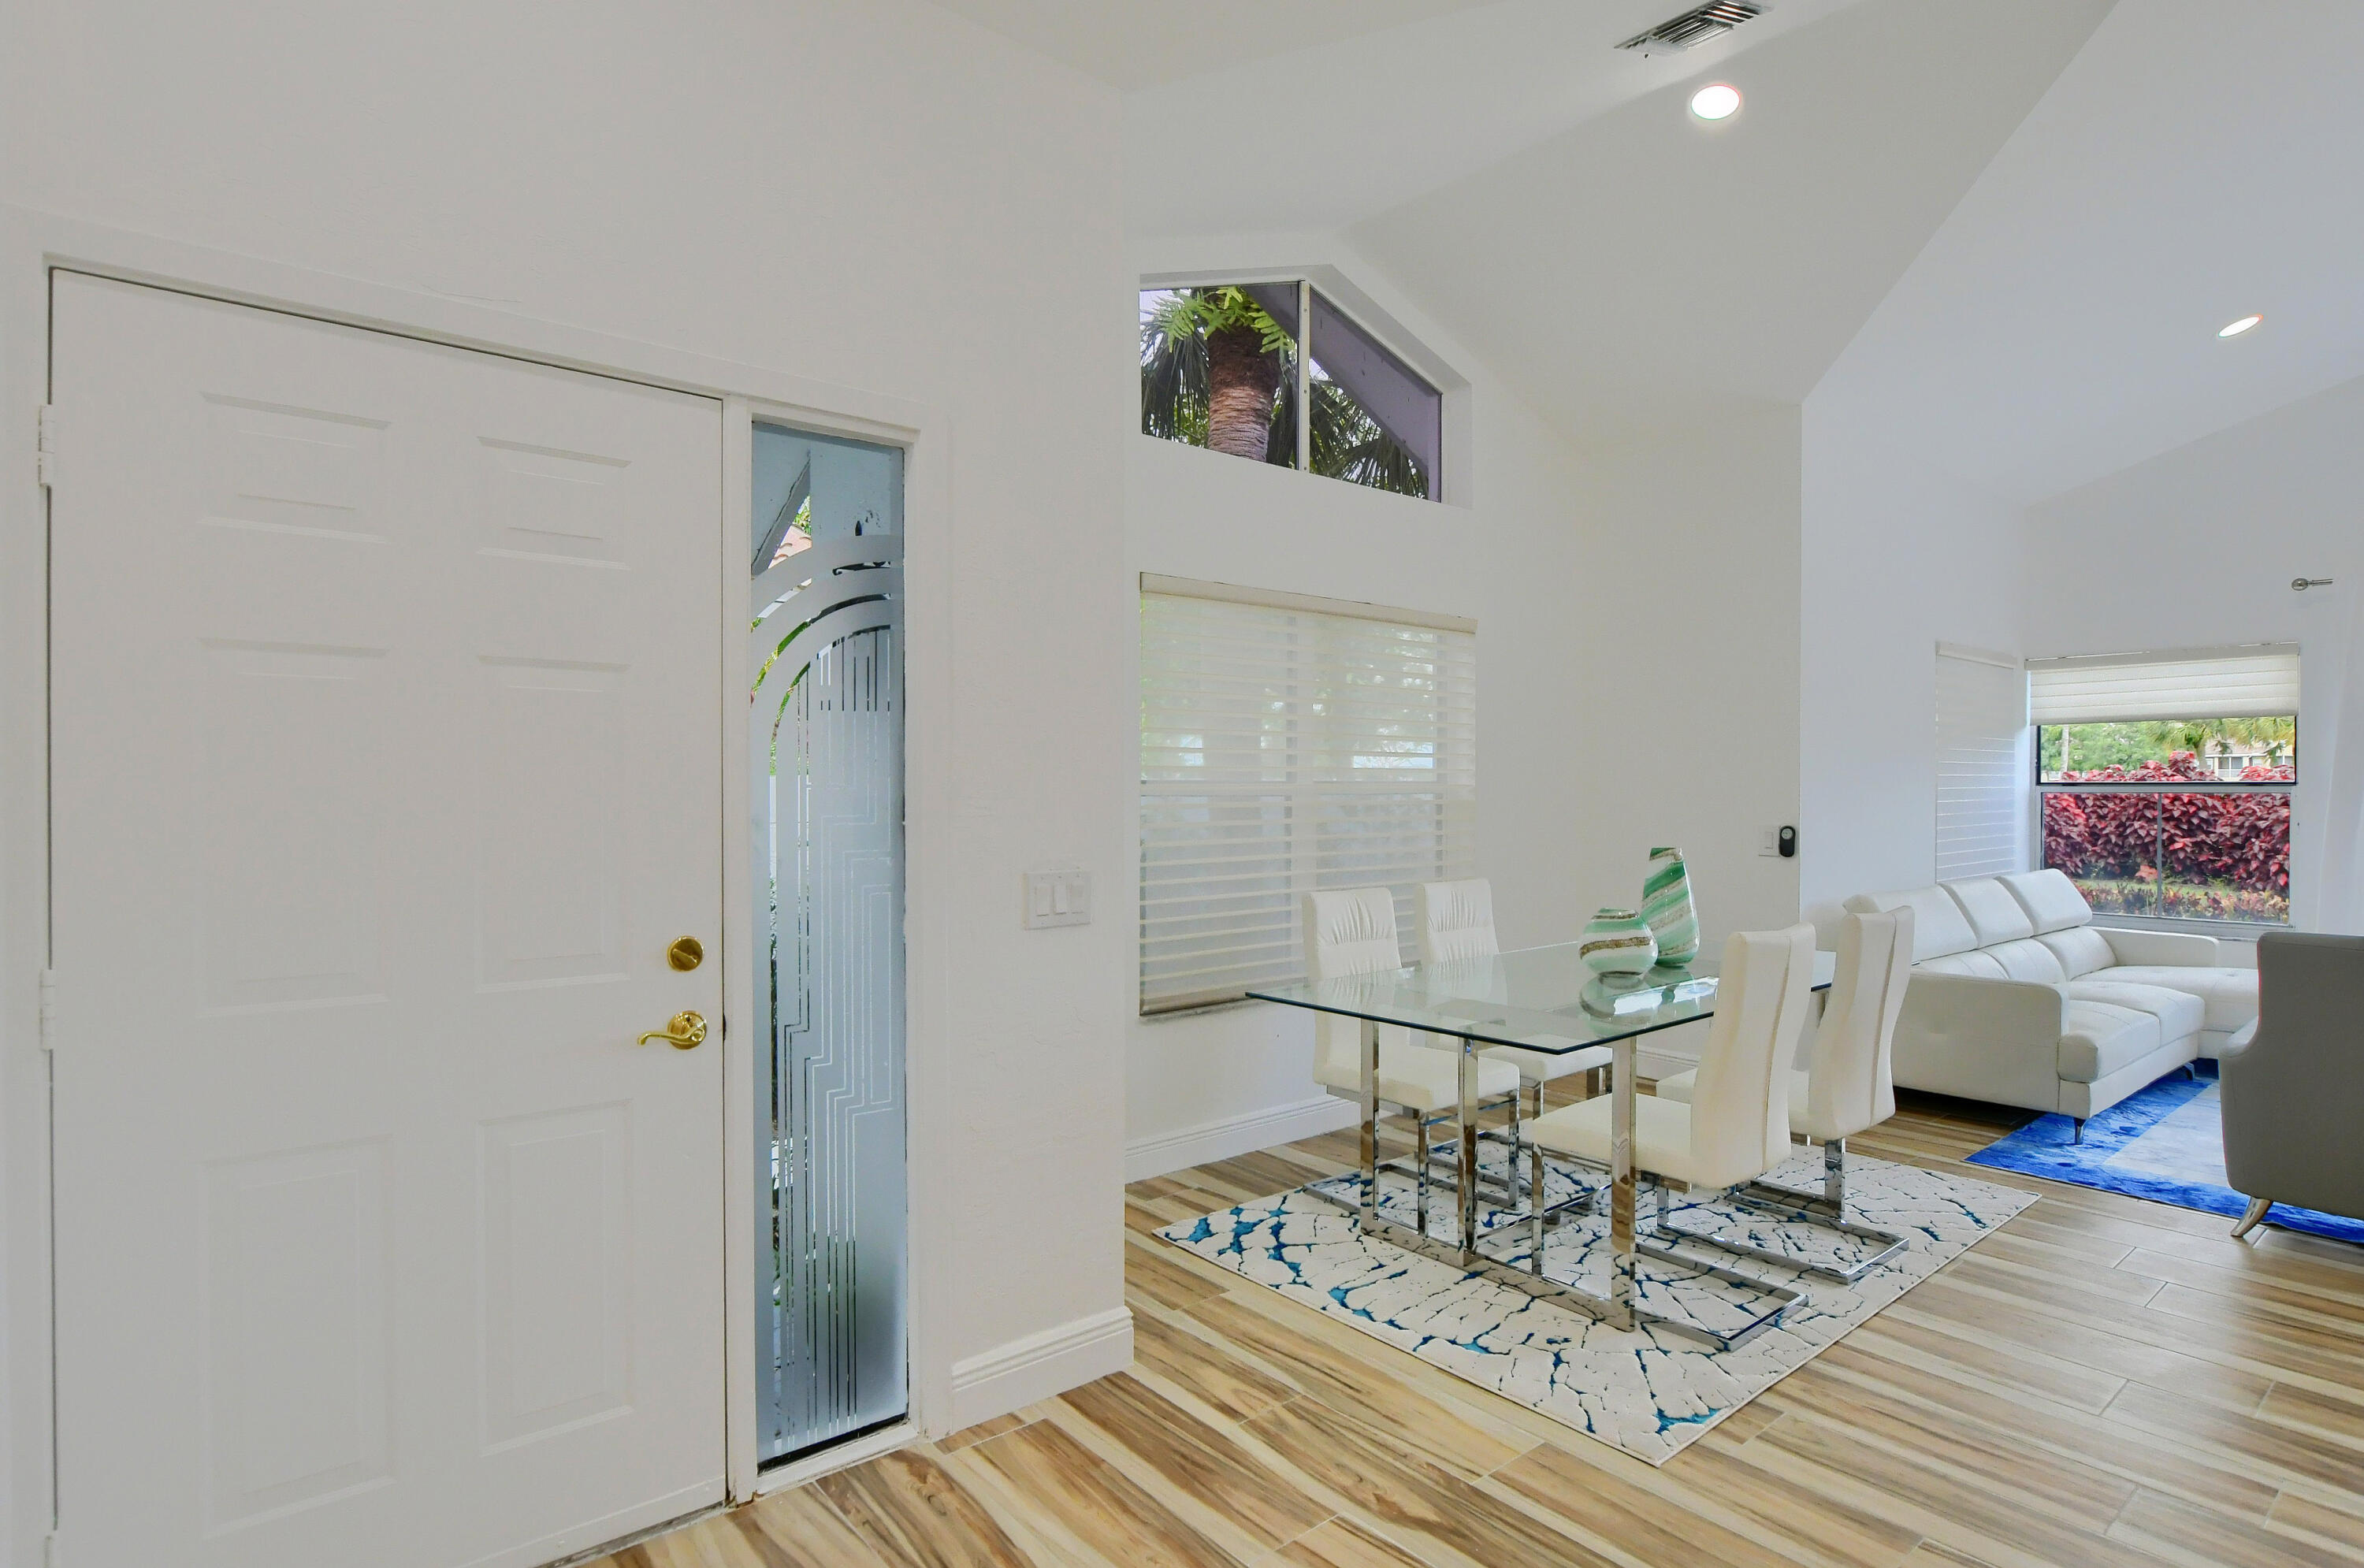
[1653,908,1914,1280]
[1417,879,1613,1118]
[1523,923,1816,1346]
[1307,886,1522,1235]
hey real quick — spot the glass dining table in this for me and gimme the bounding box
[1249,941,1835,1332]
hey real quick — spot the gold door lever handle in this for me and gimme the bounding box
[637,1011,708,1050]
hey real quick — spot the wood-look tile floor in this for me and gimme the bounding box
[590,1094,2364,1568]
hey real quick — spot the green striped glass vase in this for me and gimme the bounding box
[1579,907,1658,987]
[1642,846,1701,967]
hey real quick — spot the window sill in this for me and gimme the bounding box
[1139,996,1269,1021]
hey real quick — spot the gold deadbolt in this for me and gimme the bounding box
[667,935,704,972]
[637,1011,708,1050]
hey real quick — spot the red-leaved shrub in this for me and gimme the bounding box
[2042,753,2291,904]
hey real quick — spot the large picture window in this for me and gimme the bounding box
[1139,580,1476,1013]
[2031,648,2296,926]
[1139,281,1444,501]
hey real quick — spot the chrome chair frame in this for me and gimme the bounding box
[1652,1135,1908,1284]
[1299,1085,1526,1237]
[1478,1150,1804,1351]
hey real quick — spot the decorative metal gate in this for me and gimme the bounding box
[748,425,905,1462]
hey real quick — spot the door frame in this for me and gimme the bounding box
[0,206,951,1562]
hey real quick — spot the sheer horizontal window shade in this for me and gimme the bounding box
[1140,589,1477,1013]
[2029,648,2299,723]
[1935,648,2026,880]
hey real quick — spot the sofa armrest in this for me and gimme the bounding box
[1901,971,2067,1037]
[1890,972,2070,1113]
[2095,927,2221,968]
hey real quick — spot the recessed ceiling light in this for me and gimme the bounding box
[2218,314,2263,338]
[1689,83,1742,121]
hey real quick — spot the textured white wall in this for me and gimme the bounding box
[0,0,1132,1510]
[2024,377,2364,934]
[1798,394,2031,934]
[1488,407,1808,1074]
[1488,408,1805,953]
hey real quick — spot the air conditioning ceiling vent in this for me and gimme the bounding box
[1616,2,1765,53]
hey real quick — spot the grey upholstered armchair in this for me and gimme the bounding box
[2221,931,2364,1239]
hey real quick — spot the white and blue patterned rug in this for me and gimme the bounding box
[1158,1146,2032,1464]
[1968,1062,2364,1246]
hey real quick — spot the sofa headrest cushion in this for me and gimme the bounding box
[1945,876,2035,946]
[1844,886,1978,961]
[2000,868,2095,934]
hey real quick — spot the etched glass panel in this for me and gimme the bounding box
[749,423,906,1462]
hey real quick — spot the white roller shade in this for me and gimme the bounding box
[2028,647,2300,724]
[1139,583,1477,1013]
[1935,646,2027,880]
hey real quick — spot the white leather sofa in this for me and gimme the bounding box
[1844,869,2259,1132]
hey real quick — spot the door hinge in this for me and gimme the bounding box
[37,403,58,490]
[44,1529,61,1567]
[39,968,58,1053]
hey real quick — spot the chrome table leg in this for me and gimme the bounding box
[1459,1035,1481,1259]
[1417,1115,1432,1236]
[1608,1037,1636,1330]
[1359,1017,1379,1233]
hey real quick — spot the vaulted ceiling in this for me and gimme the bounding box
[921,0,1501,90]
[1809,0,2364,502]
[1348,0,2113,448]
[935,0,2364,501]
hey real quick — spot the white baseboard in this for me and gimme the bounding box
[946,1306,1132,1432]
[1124,1094,1359,1182]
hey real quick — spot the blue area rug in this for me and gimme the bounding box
[1966,1061,2364,1246]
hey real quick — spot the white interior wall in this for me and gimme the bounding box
[1797,393,2032,934]
[1124,235,1816,1154]
[1490,407,1808,1075]
[2024,375,2364,935]
[1123,436,1482,1175]
[1123,241,1494,1178]
[0,0,1133,1499]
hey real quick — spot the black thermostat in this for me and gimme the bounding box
[1777,826,1797,858]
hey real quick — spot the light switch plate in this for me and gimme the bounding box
[1760,827,1779,857]
[1024,866,1091,929]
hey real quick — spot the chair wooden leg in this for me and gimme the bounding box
[2231,1195,2271,1239]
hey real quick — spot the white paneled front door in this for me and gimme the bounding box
[47,273,725,1568]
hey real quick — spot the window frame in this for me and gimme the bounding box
[1137,272,1451,503]
[2032,719,2295,933]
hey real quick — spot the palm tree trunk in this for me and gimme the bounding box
[1206,324,1280,461]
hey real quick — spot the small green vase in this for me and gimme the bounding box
[1642,846,1700,967]
[1580,906,1658,987]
